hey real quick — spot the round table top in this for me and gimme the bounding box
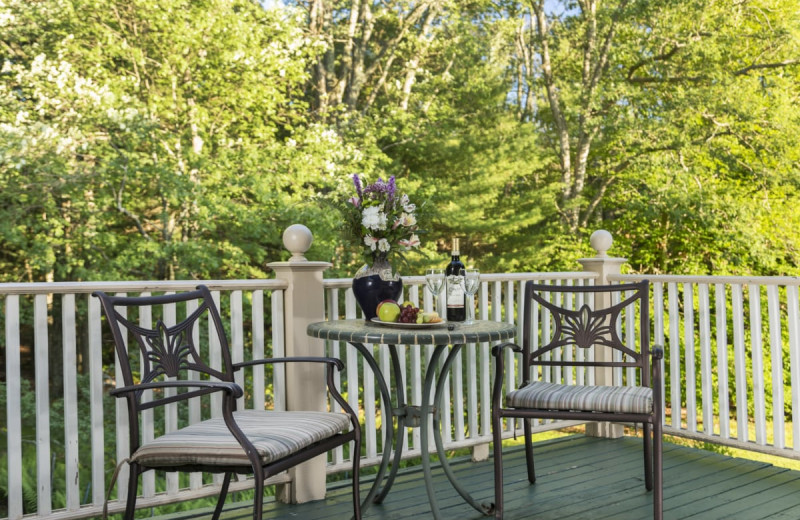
[307,319,516,346]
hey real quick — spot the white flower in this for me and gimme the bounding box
[364,235,378,251]
[378,238,391,252]
[397,212,416,227]
[361,205,387,230]
[398,234,421,249]
[400,194,416,213]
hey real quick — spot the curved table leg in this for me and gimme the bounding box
[372,345,408,503]
[420,344,448,520]
[347,341,405,509]
[432,343,493,515]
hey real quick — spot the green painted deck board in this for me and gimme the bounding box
[155,435,800,520]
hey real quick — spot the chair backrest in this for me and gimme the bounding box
[94,285,234,408]
[522,280,651,388]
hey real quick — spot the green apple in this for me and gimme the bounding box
[376,300,401,322]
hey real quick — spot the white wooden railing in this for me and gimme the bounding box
[614,273,800,459]
[1,280,288,520]
[4,261,800,520]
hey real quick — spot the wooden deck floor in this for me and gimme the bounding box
[163,435,800,520]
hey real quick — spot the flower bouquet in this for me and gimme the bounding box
[338,174,422,319]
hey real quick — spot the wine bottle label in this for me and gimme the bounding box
[446,276,465,309]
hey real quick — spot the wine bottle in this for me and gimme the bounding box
[445,238,466,322]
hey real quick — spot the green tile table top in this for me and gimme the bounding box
[307,319,516,345]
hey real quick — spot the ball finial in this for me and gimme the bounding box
[282,224,313,262]
[590,230,613,257]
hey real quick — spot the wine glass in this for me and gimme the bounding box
[425,268,445,314]
[459,268,480,325]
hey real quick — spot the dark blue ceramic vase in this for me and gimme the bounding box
[352,261,403,320]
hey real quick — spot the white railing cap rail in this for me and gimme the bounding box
[612,273,800,287]
[323,271,599,289]
[0,279,289,296]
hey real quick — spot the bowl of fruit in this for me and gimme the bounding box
[371,299,446,328]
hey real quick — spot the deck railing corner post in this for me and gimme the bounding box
[267,224,333,503]
[579,230,627,439]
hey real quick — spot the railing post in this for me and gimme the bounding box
[578,230,627,439]
[267,224,332,503]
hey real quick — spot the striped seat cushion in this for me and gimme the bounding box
[506,381,653,415]
[131,410,351,468]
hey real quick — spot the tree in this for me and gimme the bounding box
[499,0,800,274]
[0,0,359,281]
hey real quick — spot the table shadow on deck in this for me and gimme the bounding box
[161,435,800,520]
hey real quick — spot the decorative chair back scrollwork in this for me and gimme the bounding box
[491,280,663,519]
[95,285,361,520]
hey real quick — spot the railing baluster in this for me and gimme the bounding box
[667,282,681,429]
[112,294,130,501]
[327,287,344,464]
[716,283,731,440]
[732,284,748,442]
[209,291,223,419]
[767,285,784,449]
[272,289,286,412]
[88,295,105,505]
[479,281,491,436]
[231,290,245,411]
[163,298,179,495]
[364,335,378,459]
[652,282,665,427]
[749,284,766,445]
[575,290,585,386]
[788,285,800,451]
[683,283,697,432]
[344,289,364,446]
[252,290,265,411]
[625,289,635,386]
[698,284,713,435]
[138,294,155,497]
[186,297,202,490]
[34,294,52,515]
[5,295,23,520]
[62,294,81,510]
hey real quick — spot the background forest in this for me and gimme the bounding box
[1,0,799,282]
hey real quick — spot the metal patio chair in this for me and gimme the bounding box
[491,281,663,519]
[95,285,361,520]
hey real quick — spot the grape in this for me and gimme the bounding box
[398,303,419,323]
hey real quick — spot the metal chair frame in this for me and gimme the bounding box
[491,280,663,519]
[95,285,361,520]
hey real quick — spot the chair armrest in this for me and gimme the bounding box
[234,356,345,372]
[235,356,357,427]
[109,380,243,399]
[491,342,522,358]
[491,342,521,409]
[651,346,664,360]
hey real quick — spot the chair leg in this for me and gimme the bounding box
[653,419,663,520]
[524,418,536,484]
[212,472,232,520]
[252,470,264,520]
[643,422,653,491]
[493,413,505,519]
[124,465,139,520]
[352,437,362,520]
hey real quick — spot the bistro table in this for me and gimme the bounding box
[307,318,516,519]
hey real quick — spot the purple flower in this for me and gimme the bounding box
[387,176,396,203]
[363,177,391,199]
[352,174,363,199]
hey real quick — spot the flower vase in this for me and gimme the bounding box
[352,258,403,321]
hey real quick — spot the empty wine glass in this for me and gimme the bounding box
[425,268,445,314]
[459,268,480,325]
